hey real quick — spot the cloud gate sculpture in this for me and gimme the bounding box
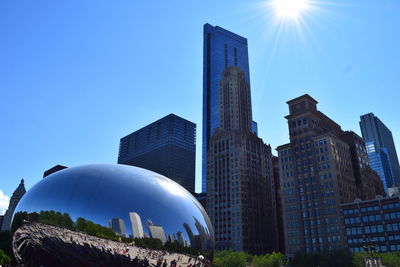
[11,164,214,266]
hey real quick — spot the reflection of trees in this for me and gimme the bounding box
[13,211,119,242]
[0,231,12,261]
[75,217,119,241]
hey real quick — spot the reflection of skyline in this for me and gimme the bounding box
[129,212,144,239]
[14,208,212,252]
[183,217,211,251]
[148,223,167,244]
[108,217,126,237]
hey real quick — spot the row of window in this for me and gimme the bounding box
[343,205,387,215]
[344,211,400,223]
[346,224,398,235]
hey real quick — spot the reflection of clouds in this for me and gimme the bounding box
[0,190,10,215]
[154,175,187,197]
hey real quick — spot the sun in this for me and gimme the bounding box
[272,0,310,19]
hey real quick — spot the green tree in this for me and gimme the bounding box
[76,217,86,232]
[213,250,249,267]
[253,252,284,267]
[0,249,11,265]
[0,231,12,258]
[380,252,400,267]
[352,252,368,267]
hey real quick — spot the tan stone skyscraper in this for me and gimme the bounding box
[277,94,385,255]
[206,66,277,254]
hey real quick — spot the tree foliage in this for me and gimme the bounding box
[0,231,12,259]
[380,252,400,267]
[213,250,250,267]
[13,211,119,241]
[0,249,11,265]
[253,252,284,267]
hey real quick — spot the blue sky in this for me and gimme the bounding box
[1,0,399,212]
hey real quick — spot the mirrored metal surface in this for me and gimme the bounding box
[12,164,214,266]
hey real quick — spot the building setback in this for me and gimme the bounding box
[202,23,257,192]
[118,114,196,192]
[342,196,400,253]
[277,94,384,255]
[206,67,277,254]
[339,131,385,200]
[360,113,400,187]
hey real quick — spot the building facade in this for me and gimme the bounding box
[342,196,400,253]
[365,141,394,193]
[43,165,68,178]
[108,218,127,237]
[129,212,144,239]
[147,220,167,244]
[277,95,384,255]
[272,156,285,253]
[118,114,196,192]
[340,131,385,199]
[203,23,257,192]
[206,67,277,254]
[360,113,400,187]
[1,179,26,232]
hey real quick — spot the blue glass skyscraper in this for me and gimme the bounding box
[365,141,394,192]
[202,23,251,192]
[360,113,400,187]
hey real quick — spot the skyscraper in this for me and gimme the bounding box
[340,131,385,199]
[360,113,400,187]
[202,23,253,192]
[147,220,167,244]
[108,218,127,237]
[118,114,196,192]
[365,141,394,192]
[1,179,26,232]
[277,95,384,255]
[272,156,286,253]
[129,212,144,239]
[206,67,277,254]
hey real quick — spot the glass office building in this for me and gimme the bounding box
[366,141,394,191]
[202,23,251,192]
[360,113,400,185]
[118,114,196,192]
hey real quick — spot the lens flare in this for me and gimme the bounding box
[273,0,310,19]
